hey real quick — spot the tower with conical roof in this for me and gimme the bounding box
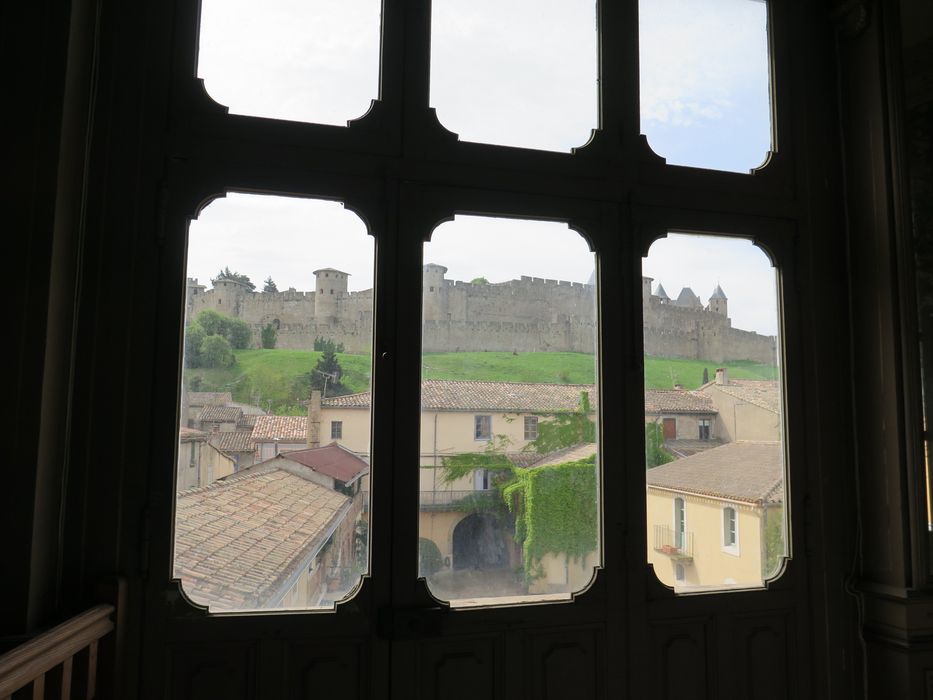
[654,283,670,303]
[708,284,728,317]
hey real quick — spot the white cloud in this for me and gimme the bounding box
[638,0,771,171]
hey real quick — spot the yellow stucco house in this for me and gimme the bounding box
[646,441,785,591]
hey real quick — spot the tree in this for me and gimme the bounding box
[184,321,206,368]
[261,323,277,349]
[195,309,226,336]
[214,266,255,291]
[309,349,348,396]
[645,422,674,469]
[263,276,278,293]
[227,318,252,349]
[200,334,235,368]
[525,392,596,454]
[702,367,710,384]
[470,277,489,285]
[314,336,345,353]
[194,309,251,348]
[418,538,444,577]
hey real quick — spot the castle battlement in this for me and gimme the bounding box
[185,265,773,362]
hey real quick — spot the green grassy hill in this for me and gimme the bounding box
[184,350,777,414]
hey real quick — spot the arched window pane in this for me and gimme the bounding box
[430,0,599,152]
[420,216,600,606]
[197,0,381,125]
[175,193,374,611]
[643,233,786,591]
[639,0,772,172]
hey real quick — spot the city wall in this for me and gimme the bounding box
[186,271,774,362]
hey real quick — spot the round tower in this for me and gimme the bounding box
[642,276,654,305]
[313,268,349,318]
[708,284,728,316]
[210,278,249,314]
[422,263,448,322]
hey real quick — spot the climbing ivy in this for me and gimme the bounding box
[645,422,674,468]
[438,404,599,579]
[525,391,595,454]
[440,434,515,484]
[502,455,598,576]
[762,506,785,578]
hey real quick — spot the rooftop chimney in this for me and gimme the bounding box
[307,390,321,448]
[715,368,729,386]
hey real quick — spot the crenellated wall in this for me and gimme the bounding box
[184,271,774,362]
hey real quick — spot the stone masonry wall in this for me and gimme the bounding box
[185,272,774,362]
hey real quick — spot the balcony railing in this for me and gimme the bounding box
[653,524,694,561]
[0,604,115,699]
[419,489,496,509]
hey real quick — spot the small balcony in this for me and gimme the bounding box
[419,489,496,510]
[653,524,694,562]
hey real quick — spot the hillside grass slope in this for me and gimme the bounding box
[184,350,777,415]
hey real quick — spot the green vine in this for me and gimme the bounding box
[503,455,598,576]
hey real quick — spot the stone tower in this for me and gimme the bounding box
[210,278,250,315]
[642,276,654,305]
[313,268,349,318]
[423,263,448,322]
[708,284,728,317]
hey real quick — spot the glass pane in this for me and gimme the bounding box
[430,0,598,152]
[420,215,600,606]
[175,193,374,612]
[643,233,786,591]
[197,0,380,125]
[639,0,772,172]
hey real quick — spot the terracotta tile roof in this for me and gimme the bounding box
[324,383,713,415]
[321,386,596,411]
[664,438,725,458]
[179,426,207,442]
[322,392,372,408]
[702,380,781,414]
[209,431,255,453]
[228,402,267,416]
[174,466,350,610]
[322,381,597,412]
[278,443,369,484]
[646,441,784,504]
[422,380,596,411]
[187,391,232,407]
[644,390,715,414]
[251,415,308,443]
[237,414,259,429]
[507,452,545,468]
[530,443,598,468]
[198,405,243,423]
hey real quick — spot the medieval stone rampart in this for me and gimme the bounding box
[185,268,775,362]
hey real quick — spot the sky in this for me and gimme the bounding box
[190,0,778,336]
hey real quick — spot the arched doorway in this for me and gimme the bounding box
[451,512,510,570]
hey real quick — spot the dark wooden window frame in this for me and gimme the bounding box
[130,0,835,695]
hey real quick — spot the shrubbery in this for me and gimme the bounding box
[261,323,277,349]
[185,310,252,367]
[418,538,444,577]
[199,334,235,368]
